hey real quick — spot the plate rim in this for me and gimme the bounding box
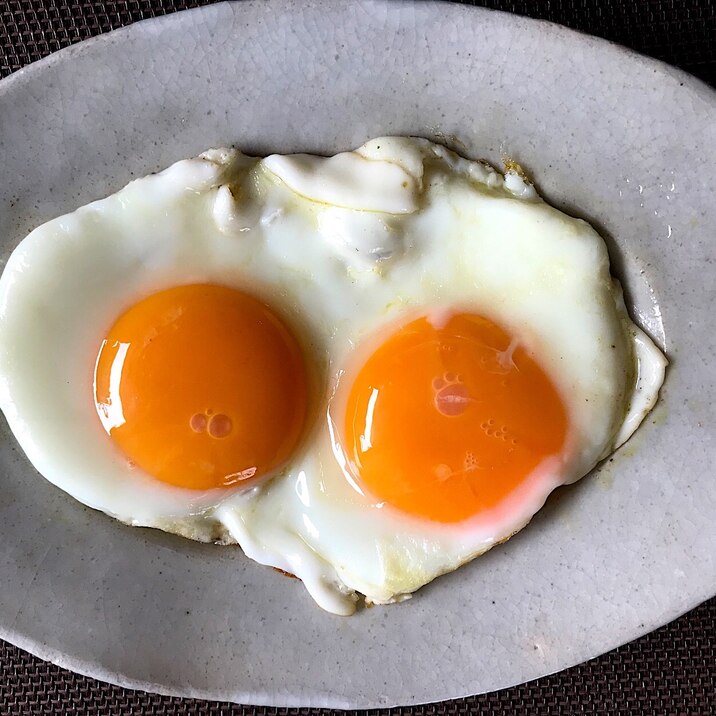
[2,0,714,109]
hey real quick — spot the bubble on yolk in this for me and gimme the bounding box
[94,284,309,490]
[341,314,568,523]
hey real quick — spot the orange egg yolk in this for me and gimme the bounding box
[341,313,568,523]
[94,284,309,490]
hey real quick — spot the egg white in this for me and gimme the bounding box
[0,138,666,614]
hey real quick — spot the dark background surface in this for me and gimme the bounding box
[0,1,714,714]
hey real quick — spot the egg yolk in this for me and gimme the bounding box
[94,284,309,490]
[341,314,568,523]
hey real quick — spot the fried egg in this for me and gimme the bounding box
[0,137,667,614]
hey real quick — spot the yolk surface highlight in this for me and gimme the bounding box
[341,314,567,523]
[94,284,308,490]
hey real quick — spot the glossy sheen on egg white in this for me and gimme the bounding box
[0,137,666,614]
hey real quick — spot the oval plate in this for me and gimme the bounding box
[0,0,714,708]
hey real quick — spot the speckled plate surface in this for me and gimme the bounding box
[0,0,714,708]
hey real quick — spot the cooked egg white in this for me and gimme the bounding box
[0,137,666,614]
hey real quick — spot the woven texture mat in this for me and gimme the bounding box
[0,1,714,714]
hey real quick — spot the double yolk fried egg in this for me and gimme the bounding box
[0,137,666,614]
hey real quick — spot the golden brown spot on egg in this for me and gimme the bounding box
[273,567,300,580]
[502,157,532,184]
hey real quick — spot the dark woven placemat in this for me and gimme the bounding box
[0,1,714,714]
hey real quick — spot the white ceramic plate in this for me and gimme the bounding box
[0,0,714,708]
